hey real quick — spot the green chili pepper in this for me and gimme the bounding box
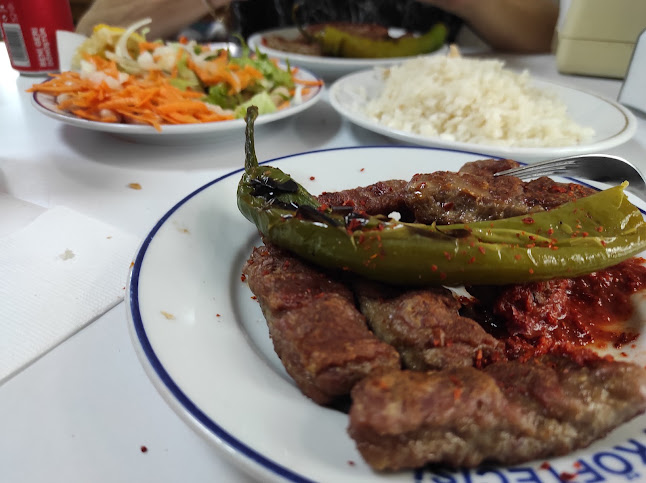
[313,23,447,59]
[237,106,646,286]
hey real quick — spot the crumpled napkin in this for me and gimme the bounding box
[0,205,140,383]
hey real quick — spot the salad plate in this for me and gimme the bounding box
[30,65,324,145]
[329,69,637,162]
[127,145,646,483]
[248,27,447,80]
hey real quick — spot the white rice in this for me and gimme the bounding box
[363,56,595,147]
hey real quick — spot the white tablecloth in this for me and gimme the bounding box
[1,41,645,483]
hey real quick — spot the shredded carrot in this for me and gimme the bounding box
[294,78,324,87]
[27,38,315,131]
[138,40,162,52]
[187,50,264,94]
[27,55,234,131]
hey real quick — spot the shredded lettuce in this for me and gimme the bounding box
[234,91,277,118]
[72,19,301,119]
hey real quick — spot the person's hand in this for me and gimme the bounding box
[416,0,558,53]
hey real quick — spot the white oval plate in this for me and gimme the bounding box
[30,66,324,145]
[329,69,637,162]
[248,27,447,80]
[127,146,646,483]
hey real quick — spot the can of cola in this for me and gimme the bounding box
[0,0,74,75]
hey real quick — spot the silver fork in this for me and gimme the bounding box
[494,154,646,201]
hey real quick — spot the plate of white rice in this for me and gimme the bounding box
[329,55,637,161]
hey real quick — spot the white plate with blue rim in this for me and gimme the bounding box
[127,145,646,482]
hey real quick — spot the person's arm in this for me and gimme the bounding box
[76,0,231,40]
[418,0,558,53]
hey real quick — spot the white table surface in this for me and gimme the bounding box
[1,41,645,483]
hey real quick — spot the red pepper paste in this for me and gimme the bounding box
[478,258,646,361]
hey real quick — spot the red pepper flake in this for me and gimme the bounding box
[539,462,551,470]
[547,228,554,235]
[346,218,363,233]
[216,314,221,317]
[442,201,454,211]
[522,217,535,224]
[514,254,522,260]
[468,256,476,264]
[528,235,536,241]
[431,264,438,272]
[348,460,356,466]
[251,295,257,300]
[526,243,536,248]
[621,352,628,357]
[360,168,365,172]
[309,176,315,181]
[317,203,329,212]
[140,445,148,453]
[478,246,486,255]
[443,251,452,261]
[582,232,589,237]
[560,472,576,481]
[601,240,607,246]
[453,388,463,400]
[475,349,483,369]
[597,226,604,232]
[240,274,247,282]
[551,245,559,250]
[529,268,534,274]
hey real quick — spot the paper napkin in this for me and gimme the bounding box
[0,206,140,383]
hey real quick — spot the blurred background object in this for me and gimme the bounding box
[556,0,646,79]
[231,0,463,42]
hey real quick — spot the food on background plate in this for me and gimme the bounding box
[238,106,646,470]
[27,18,321,131]
[263,22,447,59]
[361,54,595,147]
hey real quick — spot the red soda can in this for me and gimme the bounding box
[0,0,74,75]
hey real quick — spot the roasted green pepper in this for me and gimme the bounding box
[314,23,447,58]
[238,107,646,286]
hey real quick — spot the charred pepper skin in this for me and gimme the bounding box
[237,106,646,286]
[316,23,448,59]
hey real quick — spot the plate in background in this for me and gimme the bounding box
[248,26,447,80]
[329,68,637,161]
[31,66,324,145]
